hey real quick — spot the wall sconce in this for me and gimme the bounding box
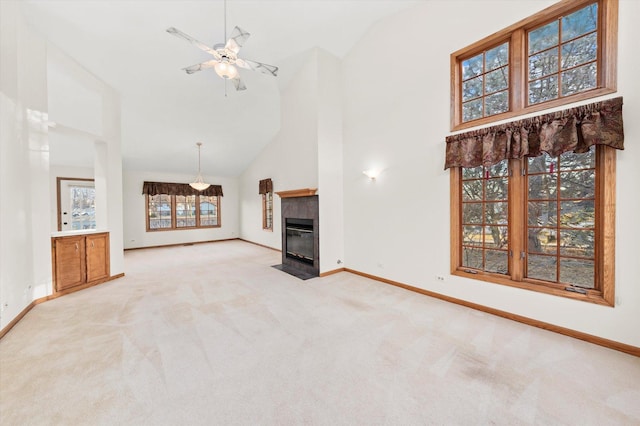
[363,169,381,181]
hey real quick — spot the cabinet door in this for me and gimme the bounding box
[86,233,109,282]
[55,236,86,291]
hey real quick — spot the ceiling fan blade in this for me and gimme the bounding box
[231,74,247,91]
[236,58,278,77]
[166,27,222,60]
[182,59,218,74]
[224,26,250,54]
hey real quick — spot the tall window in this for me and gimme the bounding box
[461,147,599,288]
[200,195,219,227]
[461,42,510,122]
[143,181,222,231]
[263,192,273,230]
[148,194,173,230]
[528,2,599,105]
[461,161,509,274]
[259,178,273,231]
[526,149,596,287]
[176,195,197,228]
[447,98,623,305]
[452,0,617,130]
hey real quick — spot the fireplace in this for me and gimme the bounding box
[274,190,319,279]
[286,218,314,265]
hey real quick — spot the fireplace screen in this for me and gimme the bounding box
[285,219,314,264]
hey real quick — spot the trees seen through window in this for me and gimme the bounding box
[147,194,220,231]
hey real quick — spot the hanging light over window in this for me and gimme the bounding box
[189,142,211,191]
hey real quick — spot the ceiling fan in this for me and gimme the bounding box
[166,2,278,91]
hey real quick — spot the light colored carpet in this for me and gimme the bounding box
[1,240,639,425]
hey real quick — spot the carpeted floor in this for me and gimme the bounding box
[1,240,639,425]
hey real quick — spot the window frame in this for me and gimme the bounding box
[450,146,616,306]
[145,194,221,232]
[451,0,618,131]
[175,194,198,229]
[262,191,273,231]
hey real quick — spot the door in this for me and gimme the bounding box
[86,233,109,282]
[57,178,96,232]
[54,236,86,291]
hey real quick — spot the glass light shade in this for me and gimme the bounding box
[190,142,210,191]
[189,175,210,191]
[214,62,238,79]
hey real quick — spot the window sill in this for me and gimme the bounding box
[452,269,613,307]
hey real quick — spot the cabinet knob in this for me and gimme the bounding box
[91,241,94,248]
[75,243,79,251]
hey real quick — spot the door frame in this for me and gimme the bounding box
[56,177,95,232]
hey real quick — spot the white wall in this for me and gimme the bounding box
[1,2,125,330]
[48,56,102,136]
[342,0,640,347]
[0,1,51,327]
[123,171,239,249]
[317,50,345,273]
[239,50,320,250]
[46,43,125,278]
[239,48,345,274]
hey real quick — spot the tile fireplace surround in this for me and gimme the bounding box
[276,189,319,279]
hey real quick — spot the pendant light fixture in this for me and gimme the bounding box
[189,142,211,191]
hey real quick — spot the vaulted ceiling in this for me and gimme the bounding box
[21,0,422,176]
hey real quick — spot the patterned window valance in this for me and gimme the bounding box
[142,181,224,197]
[258,178,273,194]
[445,97,624,169]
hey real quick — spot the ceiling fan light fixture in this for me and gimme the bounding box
[167,0,278,91]
[214,61,238,79]
[189,142,211,191]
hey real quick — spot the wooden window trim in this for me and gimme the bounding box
[450,146,615,306]
[145,194,221,232]
[451,0,618,131]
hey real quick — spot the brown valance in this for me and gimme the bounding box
[258,178,273,194]
[142,181,224,197]
[444,97,624,169]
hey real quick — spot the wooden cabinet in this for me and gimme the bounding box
[52,232,110,292]
[86,233,109,283]
[53,235,86,291]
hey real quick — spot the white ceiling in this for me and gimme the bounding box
[21,0,423,176]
